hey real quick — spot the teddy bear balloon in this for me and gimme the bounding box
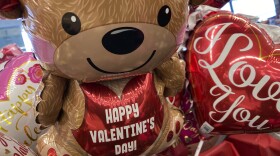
[1,0,189,155]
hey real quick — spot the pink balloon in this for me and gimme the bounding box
[0,45,44,150]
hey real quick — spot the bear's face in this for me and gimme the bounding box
[20,0,188,82]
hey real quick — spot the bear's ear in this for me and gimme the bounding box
[0,0,22,19]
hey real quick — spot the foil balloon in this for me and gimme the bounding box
[0,45,44,150]
[179,81,201,146]
[166,91,184,108]
[166,89,201,145]
[0,0,189,155]
[1,0,189,83]
[0,44,22,63]
[179,112,200,146]
[37,72,185,156]
[166,88,201,146]
[0,132,38,156]
[187,11,280,134]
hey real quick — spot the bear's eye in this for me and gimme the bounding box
[157,5,171,27]
[62,12,81,35]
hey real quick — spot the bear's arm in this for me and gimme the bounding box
[155,53,186,97]
[36,73,68,127]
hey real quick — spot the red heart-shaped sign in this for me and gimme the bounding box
[187,12,280,134]
[72,73,164,155]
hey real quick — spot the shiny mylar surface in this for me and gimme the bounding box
[0,45,43,150]
[72,73,164,155]
[0,132,37,156]
[0,0,189,82]
[187,12,280,134]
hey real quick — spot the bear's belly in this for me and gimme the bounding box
[72,73,164,156]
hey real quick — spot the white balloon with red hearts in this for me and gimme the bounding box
[0,132,37,156]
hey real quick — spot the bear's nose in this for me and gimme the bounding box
[102,27,144,55]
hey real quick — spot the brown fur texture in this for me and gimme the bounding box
[155,55,186,97]
[1,0,189,155]
[20,0,188,47]
[37,74,68,127]
[36,63,185,155]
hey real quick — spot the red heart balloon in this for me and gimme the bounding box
[187,12,280,134]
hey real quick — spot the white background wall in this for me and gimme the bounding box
[222,0,276,21]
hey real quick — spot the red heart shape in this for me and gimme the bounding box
[72,73,164,155]
[187,12,280,134]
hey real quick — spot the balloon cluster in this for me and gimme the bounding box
[0,0,189,155]
[1,0,280,155]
